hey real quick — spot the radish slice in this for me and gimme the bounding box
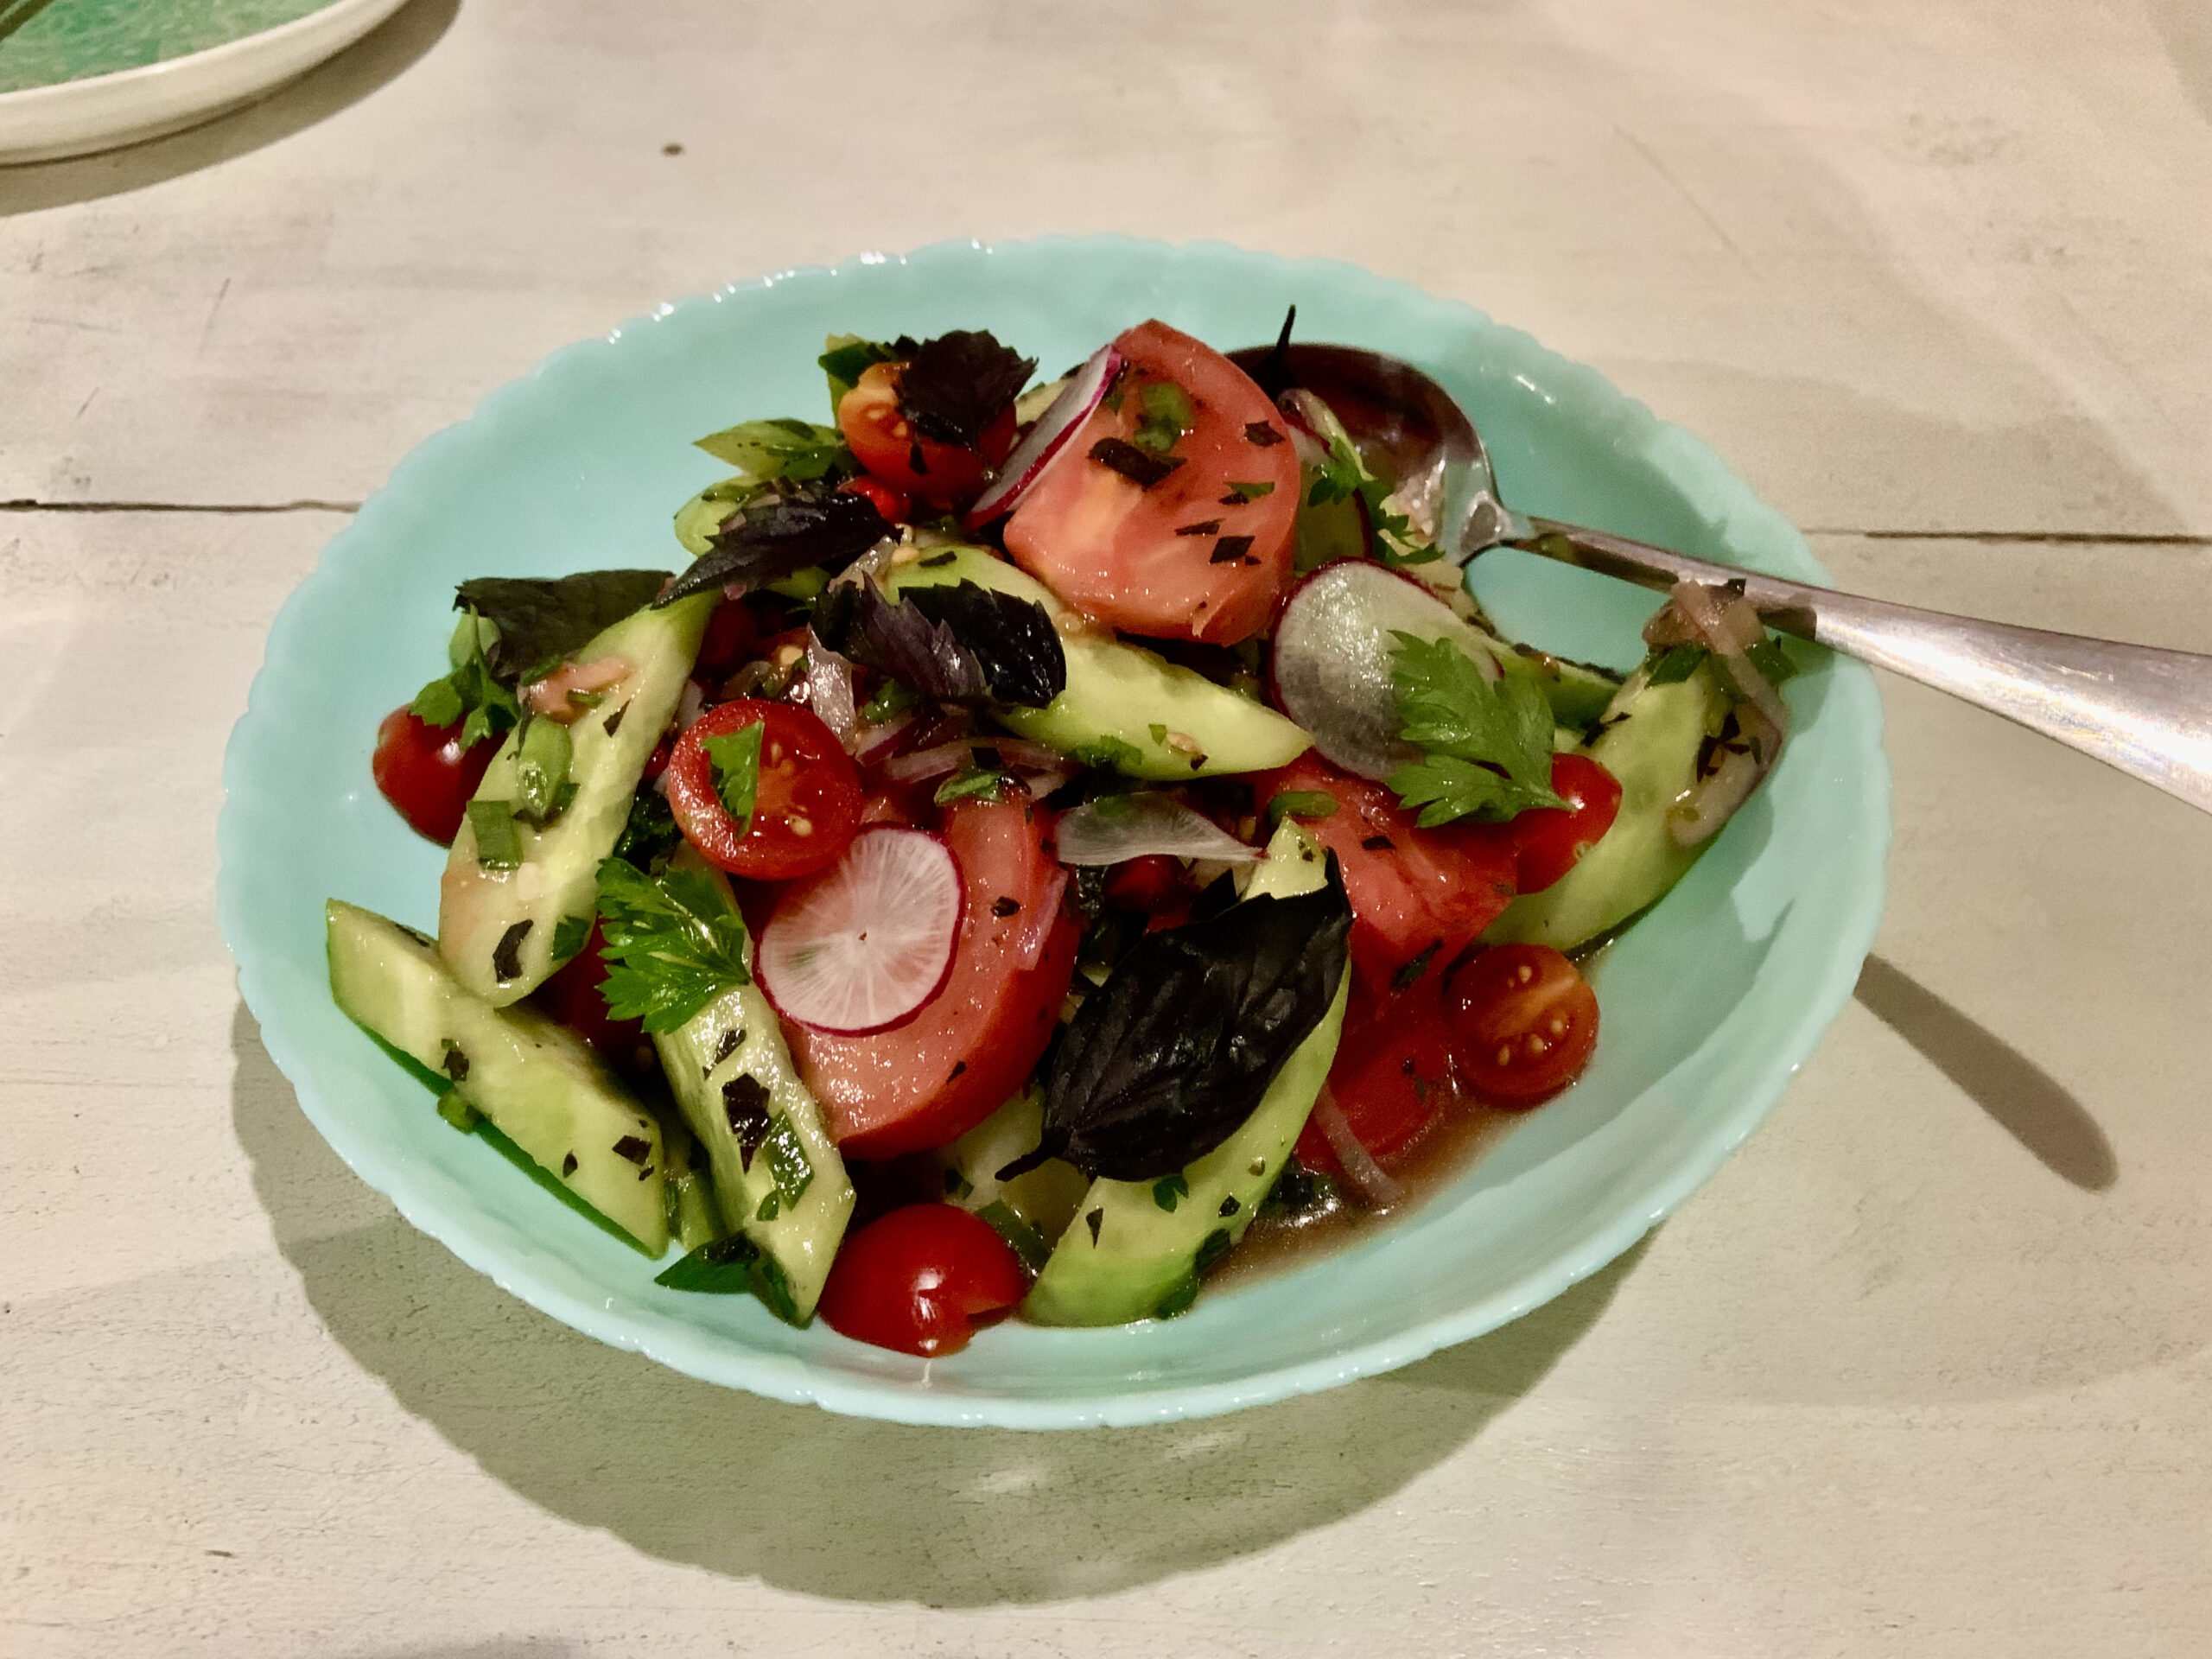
[1053,793,1261,867]
[755,827,964,1036]
[963,344,1122,528]
[1268,559,1505,781]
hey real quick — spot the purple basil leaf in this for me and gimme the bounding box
[896,330,1038,448]
[657,489,892,607]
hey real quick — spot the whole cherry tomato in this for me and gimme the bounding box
[372,706,498,845]
[1446,943,1599,1105]
[1510,753,1623,893]
[664,698,862,880]
[817,1204,1028,1357]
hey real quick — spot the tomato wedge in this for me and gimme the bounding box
[1254,752,1519,995]
[1294,972,1458,1180]
[787,796,1078,1158]
[838,361,1016,508]
[1003,320,1300,645]
[665,699,861,881]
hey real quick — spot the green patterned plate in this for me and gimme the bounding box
[219,238,1890,1429]
[0,0,408,162]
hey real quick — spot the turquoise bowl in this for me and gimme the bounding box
[218,238,1889,1429]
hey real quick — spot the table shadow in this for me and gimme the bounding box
[1853,954,2116,1191]
[231,1002,1640,1607]
[0,0,456,213]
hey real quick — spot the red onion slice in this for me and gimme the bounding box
[805,630,860,749]
[1010,866,1069,970]
[1052,793,1261,867]
[755,827,964,1036]
[1311,1087,1403,1210]
[963,343,1122,528]
[1269,559,1503,780]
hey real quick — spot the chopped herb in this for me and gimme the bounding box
[976,1201,1050,1275]
[439,1040,470,1083]
[1132,380,1196,454]
[755,1192,783,1223]
[512,715,574,826]
[721,1075,772,1165]
[1069,735,1146,772]
[948,1061,968,1080]
[1089,436,1185,489]
[1243,423,1285,448]
[1153,1173,1192,1212]
[653,1231,804,1323]
[1264,789,1340,829]
[943,1167,975,1200]
[1222,479,1276,499]
[992,895,1022,918]
[1209,535,1255,565]
[1084,1206,1104,1246]
[491,918,531,982]
[565,688,604,710]
[1193,1226,1235,1274]
[1391,939,1441,992]
[1148,722,1169,744]
[613,1135,652,1166]
[561,1152,578,1177]
[860,678,922,724]
[760,1114,815,1207]
[1385,632,1566,827]
[550,912,592,963]
[897,330,1037,447]
[1176,519,1223,537]
[1218,1195,1239,1217]
[1361,834,1395,851]
[692,416,851,485]
[594,858,753,1033]
[935,768,1010,805]
[710,1027,744,1068]
[602,702,628,736]
[1646,643,1708,685]
[1745,636,1800,687]
[918,550,957,568]
[437,1094,481,1133]
[699,719,764,834]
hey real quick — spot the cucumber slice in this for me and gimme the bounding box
[1484,659,1734,952]
[1021,820,1351,1326]
[648,859,855,1321]
[933,1091,1090,1271]
[884,545,1311,780]
[441,593,713,1005]
[325,899,670,1254]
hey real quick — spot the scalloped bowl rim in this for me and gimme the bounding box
[218,236,1890,1429]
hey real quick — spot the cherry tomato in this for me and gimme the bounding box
[791,798,1078,1158]
[1255,752,1519,995]
[372,706,498,845]
[533,915,650,1072]
[1004,320,1301,645]
[838,472,912,524]
[1510,753,1624,894]
[665,699,861,880]
[817,1204,1028,1357]
[693,597,765,683]
[1295,970,1459,1180]
[1103,854,1192,914]
[837,362,1018,507]
[1446,944,1599,1105]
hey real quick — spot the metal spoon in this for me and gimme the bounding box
[1228,342,2212,817]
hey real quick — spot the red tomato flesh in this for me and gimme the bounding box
[1294,970,1459,1180]
[1003,320,1300,645]
[838,362,1016,508]
[533,914,651,1073]
[838,472,912,524]
[1510,753,1624,894]
[665,699,861,881]
[789,797,1078,1158]
[372,706,498,845]
[1447,943,1599,1105]
[817,1204,1028,1357]
[1255,752,1519,995]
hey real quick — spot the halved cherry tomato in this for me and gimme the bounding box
[817,1204,1028,1357]
[1254,752,1519,995]
[533,915,650,1072]
[790,797,1078,1158]
[1510,753,1623,893]
[1003,320,1301,645]
[838,472,912,524]
[837,362,1018,507]
[665,699,861,880]
[372,706,498,845]
[1294,971,1459,1180]
[1446,943,1599,1105]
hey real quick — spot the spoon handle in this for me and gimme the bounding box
[1512,516,2212,816]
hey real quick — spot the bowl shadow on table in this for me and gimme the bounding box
[230,1001,1643,1608]
[0,0,456,213]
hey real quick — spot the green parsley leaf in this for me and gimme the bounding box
[1222,480,1275,501]
[699,721,764,834]
[466,799,524,870]
[1152,1173,1191,1212]
[1645,643,1708,685]
[761,1115,815,1208]
[410,676,464,728]
[1147,722,1169,745]
[594,858,752,1033]
[1264,789,1341,829]
[935,768,1011,806]
[1303,427,1442,566]
[613,788,683,873]
[1384,632,1565,827]
[1744,636,1799,687]
[692,416,851,485]
[1068,735,1146,772]
[1133,380,1196,455]
[411,604,521,747]
[550,912,593,963]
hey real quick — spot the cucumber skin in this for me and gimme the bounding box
[885,546,1312,781]
[1021,821,1349,1327]
[440,594,713,1006]
[1485,661,1730,952]
[325,899,670,1254]
[648,859,855,1321]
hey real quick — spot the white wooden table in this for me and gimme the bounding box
[5,2,2210,1652]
